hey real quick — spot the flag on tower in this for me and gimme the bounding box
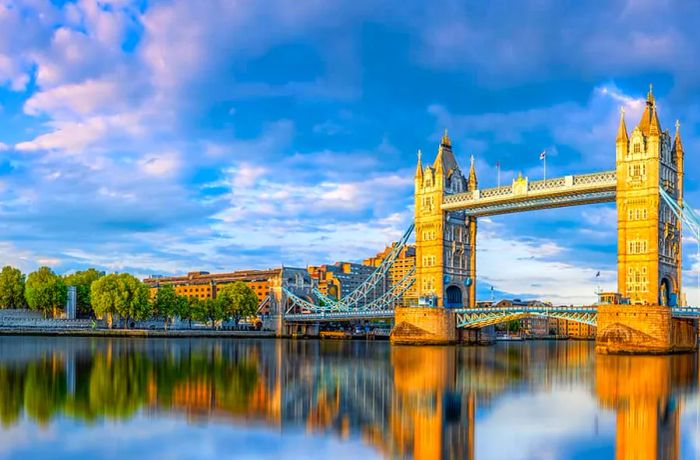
[539,151,546,160]
[596,271,601,278]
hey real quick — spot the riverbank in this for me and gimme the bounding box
[0,327,276,338]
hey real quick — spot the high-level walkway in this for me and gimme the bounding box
[442,170,616,216]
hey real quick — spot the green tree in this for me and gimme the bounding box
[91,273,150,328]
[182,296,200,328]
[218,281,259,324]
[64,269,103,316]
[90,274,122,328]
[507,320,521,334]
[117,273,150,325]
[194,297,227,329]
[151,285,188,330]
[25,267,67,318]
[0,266,26,309]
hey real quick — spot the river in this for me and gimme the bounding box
[0,336,697,459]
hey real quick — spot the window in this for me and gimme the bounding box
[634,143,641,154]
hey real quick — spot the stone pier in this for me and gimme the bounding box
[390,307,456,345]
[596,304,697,354]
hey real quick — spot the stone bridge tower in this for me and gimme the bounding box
[615,86,684,307]
[414,131,477,309]
[598,85,695,354]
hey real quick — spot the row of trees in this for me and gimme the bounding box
[0,265,260,329]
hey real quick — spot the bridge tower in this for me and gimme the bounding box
[598,85,696,353]
[615,85,683,306]
[413,131,477,309]
[393,132,477,344]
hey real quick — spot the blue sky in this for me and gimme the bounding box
[0,0,699,304]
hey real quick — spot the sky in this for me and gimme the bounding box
[0,0,700,305]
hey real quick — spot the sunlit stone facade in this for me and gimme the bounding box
[414,132,477,308]
[616,86,684,306]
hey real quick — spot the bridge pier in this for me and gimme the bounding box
[596,305,697,354]
[391,307,457,345]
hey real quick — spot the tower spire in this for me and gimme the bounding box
[441,129,451,147]
[649,104,661,136]
[616,106,628,143]
[638,83,660,136]
[674,119,684,153]
[433,128,458,174]
[415,149,424,180]
[468,154,477,190]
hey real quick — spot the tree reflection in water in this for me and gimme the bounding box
[0,337,696,460]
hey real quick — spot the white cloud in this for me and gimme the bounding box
[139,152,181,177]
[0,242,60,273]
[24,79,124,117]
[428,84,647,174]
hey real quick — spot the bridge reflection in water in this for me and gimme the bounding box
[0,337,697,459]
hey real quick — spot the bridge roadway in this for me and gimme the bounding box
[284,305,700,328]
[442,170,617,216]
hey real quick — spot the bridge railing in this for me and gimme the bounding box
[528,177,566,191]
[443,170,617,207]
[454,305,598,314]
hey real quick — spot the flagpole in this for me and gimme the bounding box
[496,162,501,187]
[543,154,547,182]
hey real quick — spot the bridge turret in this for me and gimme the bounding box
[616,107,628,160]
[415,149,424,184]
[673,120,684,304]
[468,155,477,191]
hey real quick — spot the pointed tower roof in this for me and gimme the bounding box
[433,129,458,174]
[674,120,684,153]
[649,106,661,136]
[616,107,628,143]
[415,149,424,180]
[468,155,477,190]
[637,83,662,136]
[441,129,451,147]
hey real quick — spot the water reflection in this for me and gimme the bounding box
[0,337,697,459]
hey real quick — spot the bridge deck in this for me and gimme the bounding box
[283,305,700,326]
[284,310,395,322]
[442,170,617,216]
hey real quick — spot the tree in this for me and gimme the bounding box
[217,282,259,324]
[151,285,187,330]
[507,320,521,334]
[25,267,67,318]
[90,274,122,328]
[91,273,149,328]
[0,266,26,309]
[117,274,150,325]
[181,296,200,329]
[64,269,103,316]
[194,298,227,330]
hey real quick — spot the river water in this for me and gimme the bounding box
[0,336,698,459]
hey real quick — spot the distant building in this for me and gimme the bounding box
[144,268,311,314]
[491,299,596,339]
[307,262,375,300]
[363,244,416,301]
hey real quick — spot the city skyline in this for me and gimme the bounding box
[1,1,700,305]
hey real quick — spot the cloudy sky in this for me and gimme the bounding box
[0,0,699,305]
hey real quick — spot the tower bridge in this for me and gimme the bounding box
[273,86,700,353]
